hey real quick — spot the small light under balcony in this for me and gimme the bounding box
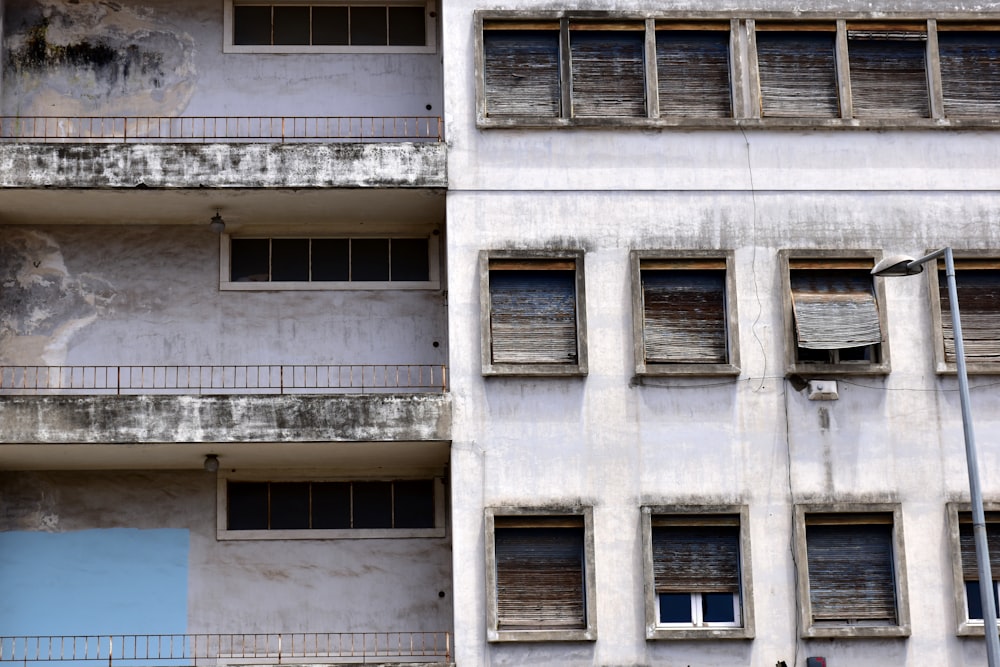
[209,212,225,234]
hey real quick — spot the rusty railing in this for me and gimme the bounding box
[0,632,451,665]
[0,116,443,143]
[0,365,447,395]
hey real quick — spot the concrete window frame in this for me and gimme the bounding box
[926,250,1000,375]
[223,0,437,54]
[630,250,741,377]
[484,506,598,642]
[479,249,588,376]
[793,503,911,639]
[946,502,1000,636]
[641,505,755,640]
[216,471,447,540]
[779,249,891,377]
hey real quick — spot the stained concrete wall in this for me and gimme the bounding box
[0,470,453,634]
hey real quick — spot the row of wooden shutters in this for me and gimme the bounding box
[652,522,740,594]
[641,265,728,364]
[789,268,882,351]
[939,267,1000,364]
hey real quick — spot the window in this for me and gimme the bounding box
[480,250,587,376]
[485,508,597,642]
[927,254,1000,374]
[755,26,839,118]
[221,234,439,290]
[225,0,435,53]
[218,476,446,540]
[642,506,754,640]
[846,25,929,118]
[569,23,647,117]
[656,23,733,118]
[631,251,740,376]
[794,505,910,638]
[938,25,1000,117]
[948,503,1000,635]
[779,251,890,375]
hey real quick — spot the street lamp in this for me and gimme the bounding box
[872,247,999,666]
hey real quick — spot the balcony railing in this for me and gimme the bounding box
[0,116,443,143]
[0,632,451,665]
[0,365,447,395]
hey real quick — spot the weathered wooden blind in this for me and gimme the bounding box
[483,28,562,117]
[790,270,882,349]
[494,527,586,629]
[757,31,839,118]
[940,268,1000,364]
[656,29,732,118]
[642,269,727,363]
[570,27,647,117]
[489,267,578,364]
[806,522,897,623]
[848,32,929,118]
[653,525,740,593]
[959,518,1000,582]
[939,31,1000,117]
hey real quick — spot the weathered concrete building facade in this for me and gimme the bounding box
[3,0,1000,666]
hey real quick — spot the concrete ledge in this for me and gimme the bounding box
[0,142,447,189]
[0,393,451,444]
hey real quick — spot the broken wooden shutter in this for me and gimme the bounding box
[655,26,732,118]
[939,266,1000,364]
[806,520,897,623]
[958,515,1000,581]
[641,266,727,363]
[494,525,586,629]
[569,24,647,117]
[489,261,578,364]
[756,29,839,118]
[790,269,882,349]
[847,28,929,118]
[483,24,562,118]
[653,524,740,593]
[938,30,1000,117]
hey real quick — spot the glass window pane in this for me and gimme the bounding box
[352,239,390,281]
[269,483,310,529]
[234,5,272,45]
[313,6,350,45]
[353,481,393,528]
[311,239,351,281]
[703,592,736,623]
[228,482,269,530]
[271,239,310,281]
[311,482,352,529]
[393,480,435,528]
[351,6,387,45]
[231,238,270,282]
[387,6,426,46]
[273,5,310,44]
[390,238,430,281]
[659,593,692,623]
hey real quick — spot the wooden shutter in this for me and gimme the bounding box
[940,268,1000,364]
[483,28,562,118]
[489,267,578,364]
[757,31,839,118]
[656,29,732,118]
[848,32,929,118]
[806,522,897,622]
[642,269,727,363]
[653,525,740,593]
[959,517,1000,581]
[570,27,647,117]
[495,527,586,629]
[939,31,1000,117]
[790,270,882,349]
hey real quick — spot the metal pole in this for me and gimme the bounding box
[943,247,1000,665]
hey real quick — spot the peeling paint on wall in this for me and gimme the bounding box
[0,229,115,365]
[3,0,196,118]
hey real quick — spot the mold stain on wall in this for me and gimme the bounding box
[4,0,196,118]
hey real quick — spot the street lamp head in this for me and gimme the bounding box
[871,254,924,277]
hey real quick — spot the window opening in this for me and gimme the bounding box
[756,29,840,118]
[233,3,427,47]
[655,25,732,118]
[848,28,929,118]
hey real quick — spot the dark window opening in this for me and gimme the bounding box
[790,267,882,365]
[233,3,426,46]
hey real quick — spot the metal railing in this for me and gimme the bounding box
[0,632,451,665]
[0,117,443,143]
[0,365,447,395]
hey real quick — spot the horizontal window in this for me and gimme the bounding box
[929,255,1000,374]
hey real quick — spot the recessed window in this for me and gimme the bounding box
[631,252,740,376]
[569,23,647,118]
[847,26,929,118]
[656,24,732,118]
[780,251,890,375]
[481,24,561,118]
[794,506,910,638]
[485,509,597,642]
[480,251,587,376]
[928,256,1000,374]
[948,504,1000,634]
[938,27,1000,117]
[756,27,839,118]
[643,507,754,640]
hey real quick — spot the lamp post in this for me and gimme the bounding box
[872,247,999,667]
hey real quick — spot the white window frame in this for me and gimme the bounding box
[224,0,437,54]
[657,591,742,628]
[217,470,447,540]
